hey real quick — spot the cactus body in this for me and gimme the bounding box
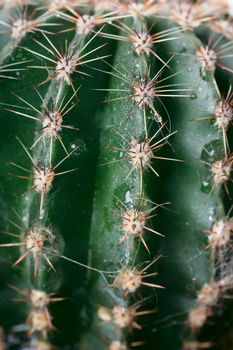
[0,1,232,350]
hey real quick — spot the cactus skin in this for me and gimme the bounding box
[0,1,232,350]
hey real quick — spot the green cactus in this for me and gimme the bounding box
[0,1,232,350]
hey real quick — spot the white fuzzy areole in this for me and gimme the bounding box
[33,341,51,350]
[11,19,33,41]
[34,167,55,193]
[122,208,146,237]
[196,46,217,74]
[211,159,231,185]
[214,100,233,129]
[28,309,52,337]
[30,290,50,309]
[48,0,77,11]
[188,306,209,331]
[129,139,154,170]
[42,111,63,138]
[108,341,128,350]
[197,282,219,306]
[123,1,158,17]
[76,15,96,36]
[130,32,153,56]
[169,2,201,29]
[227,0,233,16]
[133,80,155,108]
[25,227,55,256]
[114,268,142,293]
[112,306,132,328]
[209,218,232,248]
[55,56,76,84]
[97,307,112,322]
[211,219,225,239]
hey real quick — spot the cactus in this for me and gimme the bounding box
[0,1,233,349]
